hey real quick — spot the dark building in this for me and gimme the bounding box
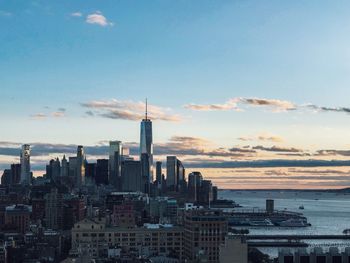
[140,153,151,193]
[1,169,12,186]
[4,204,32,233]
[96,159,109,185]
[184,209,227,262]
[1,164,21,186]
[46,158,61,181]
[121,160,143,192]
[188,171,203,203]
[155,161,162,185]
[198,180,213,205]
[85,162,96,185]
[166,156,185,192]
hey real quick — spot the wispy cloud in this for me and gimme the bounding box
[307,104,350,114]
[31,108,66,119]
[81,99,181,122]
[185,99,239,111]
[71,12,82,17]
[30,113,47,119]
[238,133,283,143]
[252,145,303,153]
[185,97,296,112]
[86,11,113,27]
[185,97,350,116]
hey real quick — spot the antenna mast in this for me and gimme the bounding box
[145,98,148,120]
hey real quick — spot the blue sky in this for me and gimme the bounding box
[1,0,350,188]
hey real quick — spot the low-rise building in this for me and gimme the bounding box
[71,218,183,261]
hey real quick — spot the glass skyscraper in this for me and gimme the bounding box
[140,101,153,187]
[20,144,31,185]
[109,140,122,189]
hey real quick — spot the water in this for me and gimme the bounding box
[219,190,350,257]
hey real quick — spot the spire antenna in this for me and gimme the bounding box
[145,98,148,120]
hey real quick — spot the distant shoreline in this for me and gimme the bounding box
[221,188,350,192]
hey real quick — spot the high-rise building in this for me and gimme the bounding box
[96,159,109,185]
[61,155,68,177]
[155,161,162,186]
[166,156,185,192]
[45,188,63,230]
[140,100,153,186]
[69,157,77,178]
[109,140,122,189]
[121,160,142,192]
[184,209,228,262]
[20,144,31,185]
[188,171,203,202]
[85,162,96,186]
[76,146,85,187]
[46,158,61,180]
[166,156,177,190]
[11,163,21,185]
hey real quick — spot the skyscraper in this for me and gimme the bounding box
[109,140,122,189]
[140,99,153,189]
[61,155,68,177]
[20,144,31,185]
[76,146,85,187]
[156,161,162,186]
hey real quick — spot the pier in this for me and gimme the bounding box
[247,235,350,240]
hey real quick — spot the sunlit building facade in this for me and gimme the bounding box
[20,144,31,185]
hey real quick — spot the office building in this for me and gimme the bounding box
[4,204,32,233]
[109,140,122,189]
[184,209,227,262]
[121,160,143,192]
[219,235,248,263]
[61,155,68,177]
[76,146,85,187]
[46,158,61,180]
[44,188,63,230]
[85,162,96,185]
[71,218,183,260]
[96,159,109,185]
[140,100,153,187]
[20,144,31,185]
[166,156,185,192]
[156,161,162,185]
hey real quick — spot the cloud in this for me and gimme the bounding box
[31,108,66,119]
[316,150,350,157]
[185,97,350,116]
[52,111,65,118]
[184,159,350,168]
[86,11,113,27]
[30,113,47,119]
[71,12,82,17]
[184,99,239,111]
[239,98,296,111]
[81,99,181,122]
[238,133,283,143]
[252,145,303,153]
[307,105,350,114]
[185,97,296,112]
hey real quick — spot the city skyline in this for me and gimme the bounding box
[1,1,350,189]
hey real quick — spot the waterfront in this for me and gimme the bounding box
[220,189,350,257]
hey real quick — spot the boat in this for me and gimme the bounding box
[279,218,309,227]
[248,219,274,227]
[299,205,304,210]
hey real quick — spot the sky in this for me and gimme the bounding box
[1,0,350,189]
